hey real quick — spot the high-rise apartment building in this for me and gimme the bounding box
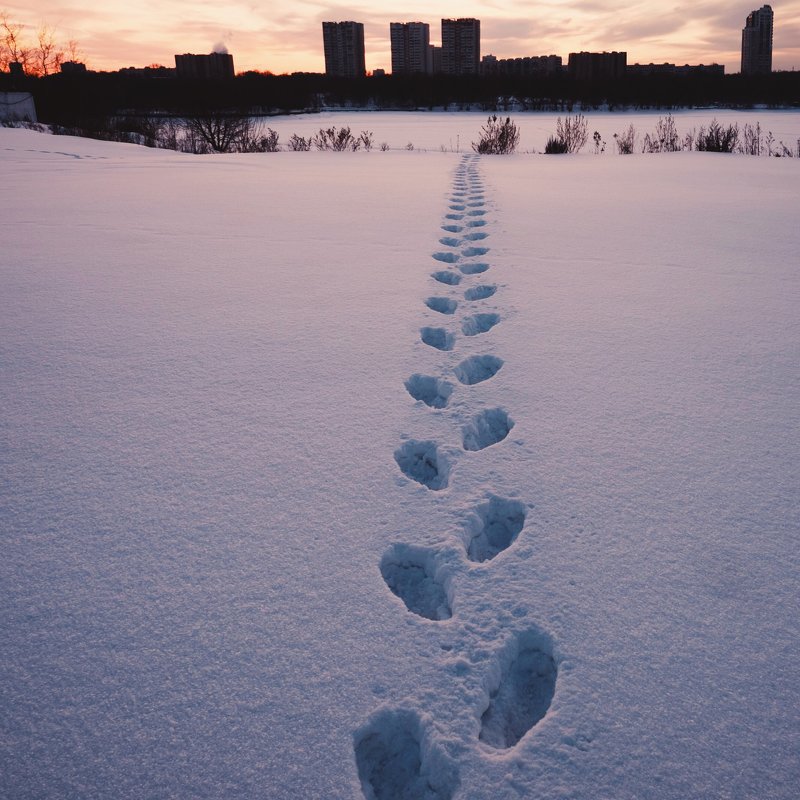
[174,52,235,79]
[567,51,627,81]
[390,22,431,74]
[741,5,773,75]
[322,21,366,78]
[441,18,480,75]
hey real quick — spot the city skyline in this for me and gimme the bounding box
[4,1,800,74]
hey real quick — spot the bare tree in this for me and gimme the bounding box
[65,37,83,64]
[1,12,30,73]
[34,23,63,76]
[186,112,252,153]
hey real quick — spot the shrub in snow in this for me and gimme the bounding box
[287,133,311,151]
[472,115,520,155]
[642,114,681,153]
[739,122,763,156]
[696,119,739,153]
[613,124,637,155]
[545,114,588,154]
[544,136,568,155]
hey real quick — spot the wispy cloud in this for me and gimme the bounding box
[3,0,799,72]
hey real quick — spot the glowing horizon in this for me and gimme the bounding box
[5,2,800,74]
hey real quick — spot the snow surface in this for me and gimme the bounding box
[1,125,799,799]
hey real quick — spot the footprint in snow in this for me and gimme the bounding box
[462,408,514,451]
[404,374,453,408]
[462,246,489,258]
[394,439,449,490]
[459,262,489,275]
[425,297,458,315]
[464,284,497,301]
[354,709,459,800]
[464,231,488,241]
[432,251,459,264]
[439,237,461,248]
[453,355,503,385]
[420,327,455,351]
[431,271,461,286]
[463,497,527,563]
[380,544,452,620]
[461,313,500,336]
[479,629,557,749]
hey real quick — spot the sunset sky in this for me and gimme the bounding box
[7,2,800,74]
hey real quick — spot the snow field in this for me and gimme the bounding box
[1,127,799,799]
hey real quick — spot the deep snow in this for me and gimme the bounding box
[1,126,799,799]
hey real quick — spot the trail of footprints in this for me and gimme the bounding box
[355,156,558,799]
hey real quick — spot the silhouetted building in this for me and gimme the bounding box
[175,52,234,79]
[322,21,366,78]
[568,51,627,80]
[390,22,431,74]
[60,61,87,75]
[628,62,724,76]
[118,65,177,78]
[441,18,480,75]
[742,5,773,75]
[481,54,562,76]
[429,45,442,74]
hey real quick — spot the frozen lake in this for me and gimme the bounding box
[259,109,800,152]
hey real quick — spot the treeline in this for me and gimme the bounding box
[2,70,799,125]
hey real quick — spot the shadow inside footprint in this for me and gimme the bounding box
[441,225,463,233]
[461,313,500,336]
[394,439,449,490]
[354,709,459,800]
[462,246,489,257]
[405,374,453,408]
[421,327,455,351]
[432,252,459,264]
[464,284,497,301]
[439,237,461,248]
[426,297,458,315]
[462,408,514,450]
[431,271,461,286]
[459,262,489,275]
[453,355,503,385]
[465,220,487,228]
[464,232,488,241]
[464,497,526,562]
[479,629,557,749]
[380,544,452,620]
